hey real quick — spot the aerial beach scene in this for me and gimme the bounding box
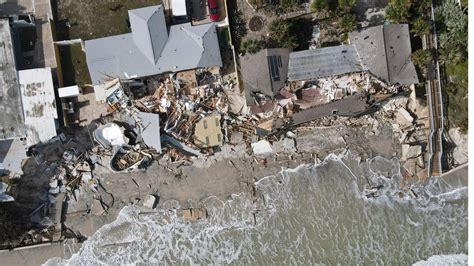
[0,0,469,265]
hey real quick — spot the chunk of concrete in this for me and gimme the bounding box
[401,144,421,161]
[230,131,244,144]
[286,131,296,139]
[283,138,295,150]
[143,195,158,209]
[403,159,417,176]
[396,107,414,128]
[449,128,468,165]
[251,140,273,156]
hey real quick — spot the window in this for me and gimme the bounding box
[217,134,221,142]
[206,136,210,145]
[215,118,219,127]
[203,120,208,129]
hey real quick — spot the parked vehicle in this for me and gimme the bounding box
[207,0,219,22]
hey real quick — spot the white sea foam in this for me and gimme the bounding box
[45,154,468,265]
[412,254,468,265]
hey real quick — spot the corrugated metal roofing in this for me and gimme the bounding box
[287,45,363,81]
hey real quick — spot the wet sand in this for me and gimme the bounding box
[1,123,400,265]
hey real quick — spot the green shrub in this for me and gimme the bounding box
[241,39,264,54]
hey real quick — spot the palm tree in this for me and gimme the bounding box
[412,17,431,37]
[338,13,357,35]
[385,0,412,23]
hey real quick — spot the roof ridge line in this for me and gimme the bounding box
[179,26,204,50]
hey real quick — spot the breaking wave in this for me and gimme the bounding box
[46,153,468,265]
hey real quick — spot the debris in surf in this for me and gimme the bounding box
[182,208,208,222]
[364,184,384,199]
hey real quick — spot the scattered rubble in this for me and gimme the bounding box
[143,194,159,209]
[448,128,468,166]
[0,182,14,202]
[251,140,273,156]
[378,96,429,182]
[182,208,207,222]
[1,48,428,249]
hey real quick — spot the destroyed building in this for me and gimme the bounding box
[85,5,223,85]
[193,115,223,148]
[288,24,419,86]
[240,48,290,105]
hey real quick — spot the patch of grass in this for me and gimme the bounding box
[54,0,162,87]
[56,0,162,41]
[58,43,91,86]
[218,27,231,49]
[445,61,468,132]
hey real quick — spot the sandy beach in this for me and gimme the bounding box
[0,120,403,265]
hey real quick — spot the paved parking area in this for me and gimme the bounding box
[190,0,226,25]
[190,0,210,24]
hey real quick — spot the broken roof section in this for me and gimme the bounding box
[241,48,290,104]
[18,68,58,146]
[137,112,161,153]
[288,45,363,82]
[349,24,419,85]
[288,24,418,86]
[0,139,27,176]
[0,18,25,140]
[85,5,222,85]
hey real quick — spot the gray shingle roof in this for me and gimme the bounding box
[85,5,222,85]
[240,48,290,103]
[349,24,419,85]
[288,45,364,81]
[287,24,418,85]
[129,6,168,64]
[137,112,161,152]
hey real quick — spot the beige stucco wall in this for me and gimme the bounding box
[194,115,222,148]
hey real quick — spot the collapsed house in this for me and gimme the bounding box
[84,5,223,86]
[240,48,290,105]
[288,24,419,85]
[242,24,419,109]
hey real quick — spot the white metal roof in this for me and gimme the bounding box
[171,0,187,16]
[58,85,81,98]
[18,68,58,145]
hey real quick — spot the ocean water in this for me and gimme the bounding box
[47,154,468,265]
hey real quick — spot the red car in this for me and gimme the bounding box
[207,0,219,22]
